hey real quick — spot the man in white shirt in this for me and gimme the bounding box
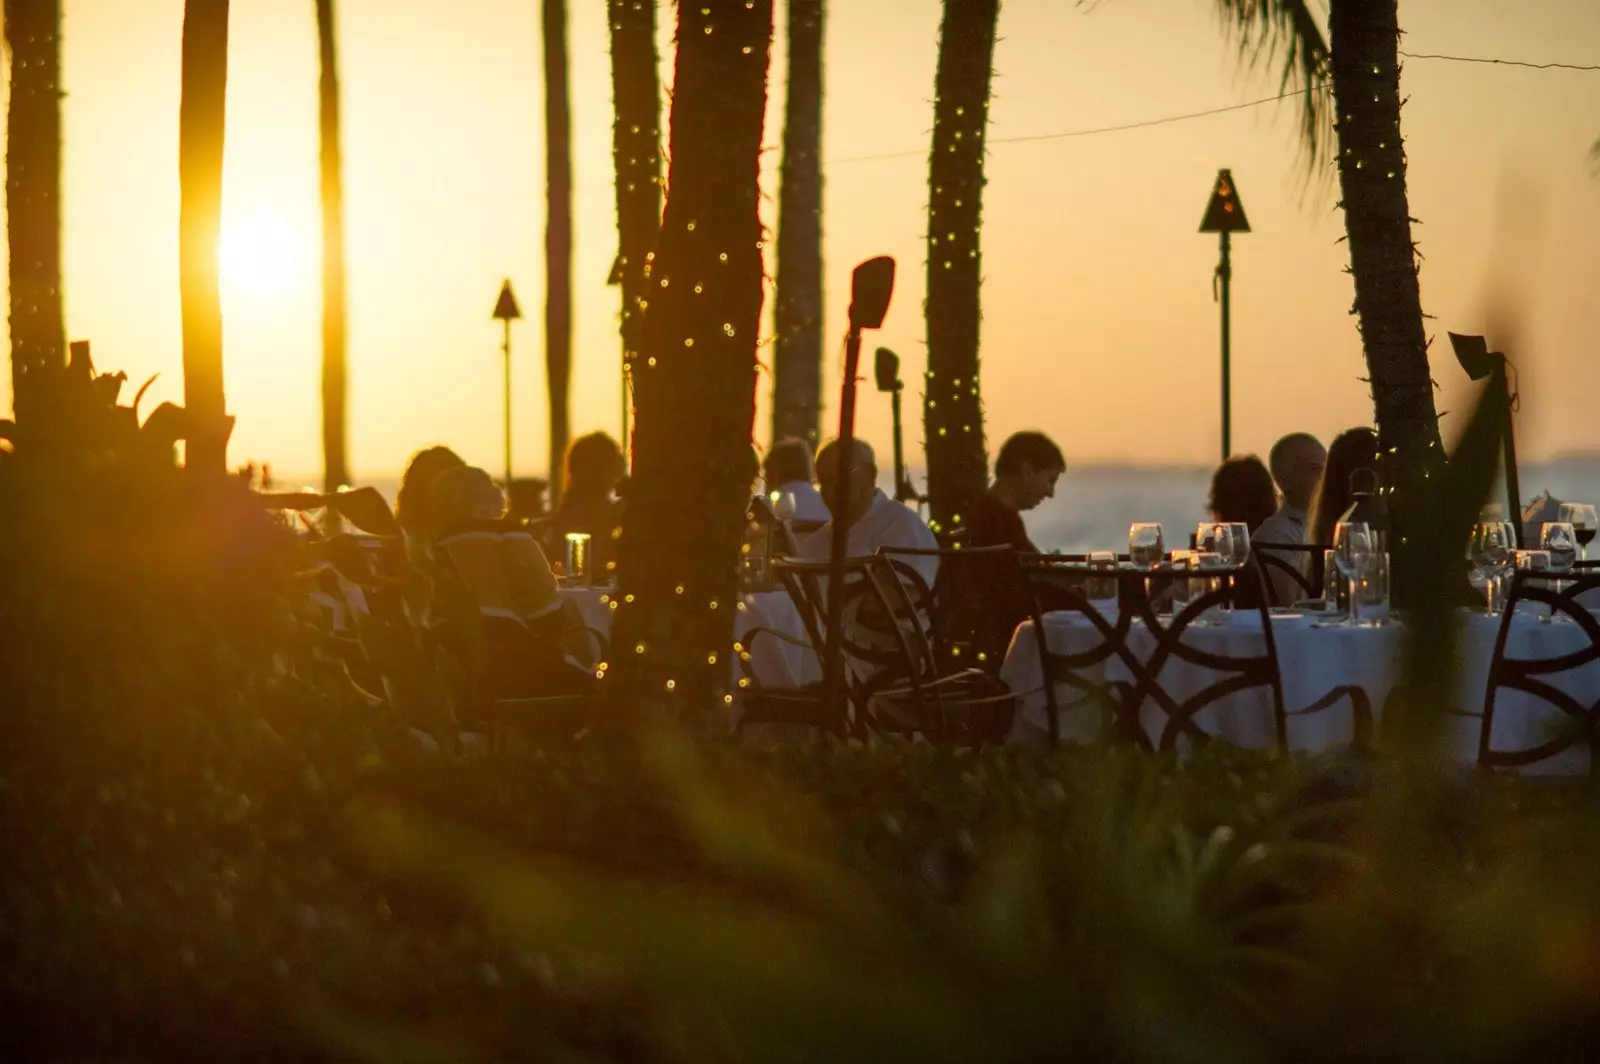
[762,438,831,526]
[1254,432,1326,602]
[798,438,939,588]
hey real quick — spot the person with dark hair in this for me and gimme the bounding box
[762,437,829,525]
[396,445,466,563]
[1208,454,1279,534]
[551,432,626,577]
[965,431,1066,553]
[1307,428,1380,587]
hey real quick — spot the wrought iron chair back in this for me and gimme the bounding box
[877,544,1018,672]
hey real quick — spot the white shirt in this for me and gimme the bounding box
[798,489,939,588]
[772,479,831,524]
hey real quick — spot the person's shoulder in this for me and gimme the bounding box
[1253,513,1302,545]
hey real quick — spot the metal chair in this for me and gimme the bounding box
[1252,542,1328,606]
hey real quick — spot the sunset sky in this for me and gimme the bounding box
[5,0,1597,481]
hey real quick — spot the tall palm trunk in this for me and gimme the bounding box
[770,0,824,447]
[4,0,65,430]
[315,0,348,495]
[609,0,772,717]
[1329,0,1442,487]
[543,0,572,504]
[178,0,231,475]
[923,0,998,541]
[607,0,662,447]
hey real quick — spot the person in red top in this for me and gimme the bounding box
[964,431,1066,552]
[950,432,1067,667]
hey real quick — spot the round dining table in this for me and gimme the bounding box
[1001,606,1598,775]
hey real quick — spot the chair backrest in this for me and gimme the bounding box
[877,544,1018,671]
[1121,563,1284,752]
[1253,543,1327,606]
[1481,570,1600,775]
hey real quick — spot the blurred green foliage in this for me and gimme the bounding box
[4,376,1599,1062]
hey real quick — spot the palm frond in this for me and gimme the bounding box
[1210,0,1333,178]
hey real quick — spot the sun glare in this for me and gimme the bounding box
[218,212,306,300]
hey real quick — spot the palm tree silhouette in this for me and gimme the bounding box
[606,0,663,448]
[316,0,349,497]
[178,0,232,475]
[771,0,825,447]
[3,0,66,430]
[1212,0,1443,487]
[609,0,773,715]
[543,0,572,505]
[923,0,999,540]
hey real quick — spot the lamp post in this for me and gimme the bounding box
[823,256,895,732]
[1199,169,1249,461]
[492,279,522,488]
[1450,331,1524,546]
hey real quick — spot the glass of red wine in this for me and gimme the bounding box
[1560,503,1597,564]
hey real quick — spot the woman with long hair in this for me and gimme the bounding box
[1208,454,1279,535]
[396,445,466,563]
[1306,428,1379,587]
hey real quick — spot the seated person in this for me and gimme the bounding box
[1254,433,1325,605]
[395,445,466,566]
[963,431,1068,658]
[798,438,938,589]
[1208,455,1278,535]
[1306,428,1380,591]
[549,432,626,580]
[763,437,831,529]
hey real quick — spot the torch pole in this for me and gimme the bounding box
[502,317,513,489]
[1218,229,1233,461]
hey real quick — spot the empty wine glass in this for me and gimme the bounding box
[1558,503,1596,563]
[1470,522,1512,614]
[1542,522,1577,611]
[1224,523,1251,566]
[1333,521,1372,627]
[1129,523,1165,569]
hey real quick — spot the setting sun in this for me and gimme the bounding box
[218,211,307,300]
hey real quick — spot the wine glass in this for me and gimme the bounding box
[1333,521,1372,626]
[1469,522,1512,614]
[1224,523,1251,567]
[1558,503,1596,563]
[1541,522,1577,609]
[1129,523,1165,569]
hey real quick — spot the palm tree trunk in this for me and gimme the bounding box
[923,0,998,541]
[316,0,348,496]
[4,0,65,430]
[543,0,572,505]
[178,0,231,475]
[1329,0,1442,486]
[607,0,662,449]
[608,0,772,719]
[770,0,824,447]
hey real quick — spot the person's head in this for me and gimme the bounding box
[993,431,1066,512]
[814,438,878,526]
[1309,427,1380,546]
[1268,432,1327,511]
[1209,454,1279,533]
[763,438,815,490]
[396,445,466,537]
[431,465,506,529]
[564,432,625,500]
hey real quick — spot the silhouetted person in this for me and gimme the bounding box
[1307,428,1380,588]
[1255,433,1326,546]
[552,432,626,577]
[1208,455,1278,534]
[799,438,937,588]
[762,437,829,526]
[396,445,466,564]
[1255,433,1326,604]
[966,431,1065,553]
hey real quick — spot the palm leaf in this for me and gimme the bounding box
[1209,0,1333,176]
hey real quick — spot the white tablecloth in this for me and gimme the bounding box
[559,587,819,690]
[1001,608,1598,774]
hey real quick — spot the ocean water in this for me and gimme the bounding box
[291,458,1600,558]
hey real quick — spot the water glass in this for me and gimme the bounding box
[1469,521,1512,614]
[1168,550,1195,616]
[1322,549,1343,612]
[1333,522,1372,627]
[1224,523,1252,566]
[1541,522,1577,574]
[1558,503,1596,562]
[1193,551,1227,622]
[564,532,592,584]
[1355,551,1391,626]
[1087,550,1117,601]
[1129,523,1165,569]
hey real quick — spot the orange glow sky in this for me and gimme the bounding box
[5,0,1598,479]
